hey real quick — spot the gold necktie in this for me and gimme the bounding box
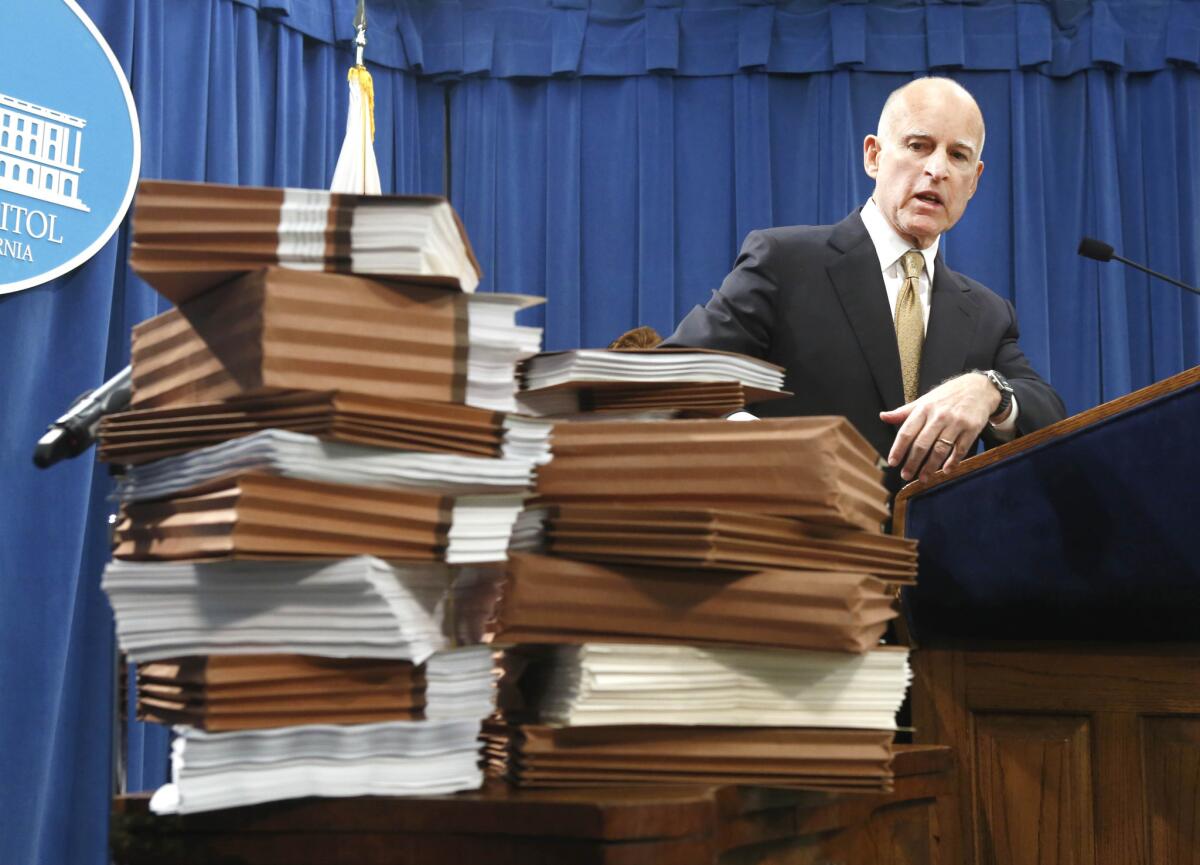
[895,249,925,404]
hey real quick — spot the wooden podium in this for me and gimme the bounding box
[895,367,1200,865]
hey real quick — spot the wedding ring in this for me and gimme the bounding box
[936,438,955,448]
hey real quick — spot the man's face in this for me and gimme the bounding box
[863,84,985,249]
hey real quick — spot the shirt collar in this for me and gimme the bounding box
[860,197,939,279]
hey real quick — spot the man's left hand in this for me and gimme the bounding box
[879,373,1002,482]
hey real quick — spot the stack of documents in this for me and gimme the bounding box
[107,180,546,815]
[489,626,910,793]
[131,179,483,303]
[499,643,910,729]
[487,398,915,793]
[99,391,553,465]
[116,429,537,500]
[517,349,788,418]
[151,717,486,814]
[491,553,898,653]
[536,416,889,531]
[522,349,785,391]
[137,646,495,730]
[489,645,909,791]
[103,556,502,664]
[129,268,542,412]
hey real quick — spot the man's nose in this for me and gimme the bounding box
[923,149,950,180]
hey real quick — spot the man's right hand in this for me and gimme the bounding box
[879,372,1001,483]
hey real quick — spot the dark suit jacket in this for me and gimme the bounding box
[662,211,1066,491]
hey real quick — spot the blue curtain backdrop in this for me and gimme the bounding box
[1,2,1197,864]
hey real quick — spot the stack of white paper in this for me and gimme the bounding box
[103,556,502,663]
[424,646,500,719]
[521,349,786,391]
[466,297,546,411]
[340,198,479,289]
[117,429,538,502]
[149,717,485,814]
[507,643,911,730]
[500,415,555,464]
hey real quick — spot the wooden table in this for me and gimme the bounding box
[112,745,954,865]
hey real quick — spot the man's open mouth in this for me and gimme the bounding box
[914,192,943,206]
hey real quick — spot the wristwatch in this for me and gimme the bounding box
[980,369,1014,421]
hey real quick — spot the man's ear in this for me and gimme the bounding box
[968,158,984,198]
[863,134,880,179]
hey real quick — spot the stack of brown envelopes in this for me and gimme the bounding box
[491,553,898,653]
[113,472,525,563]
[483,725,895,792]
[540,506,916,578]
[137,648,495,732]
[139,655,427,730]
[519,380,753,418]
[99,391,551,465]
[129,267,540,412]
[536,416,889,531]
[131,179,482,303]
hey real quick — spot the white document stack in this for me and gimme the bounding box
[516,348,788,419]
[521,349,785,390]
[509,643,911,730]
[153,717,485,814]
[118,429,538,498]
[103,557,502,664]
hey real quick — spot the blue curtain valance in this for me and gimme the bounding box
[236,0,1200,77]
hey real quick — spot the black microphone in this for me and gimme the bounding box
[1078,237,1200,297]
[33,365,132,469]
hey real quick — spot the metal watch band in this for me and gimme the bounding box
[983,369,1013,421]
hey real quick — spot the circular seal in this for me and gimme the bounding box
[0,0,141,294]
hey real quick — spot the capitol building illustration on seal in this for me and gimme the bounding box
[0,92,89,212]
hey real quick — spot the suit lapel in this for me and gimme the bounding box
[826,213,906,410]
[919,259,981,395]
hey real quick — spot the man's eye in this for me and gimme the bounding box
[952,151,968,161]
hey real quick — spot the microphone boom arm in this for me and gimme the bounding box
[1108,252,1200,297]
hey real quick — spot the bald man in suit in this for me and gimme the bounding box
[663,77,1065,494]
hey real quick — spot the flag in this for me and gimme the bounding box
[330,65,381,194]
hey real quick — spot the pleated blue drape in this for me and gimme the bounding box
[2,3,1198,865]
